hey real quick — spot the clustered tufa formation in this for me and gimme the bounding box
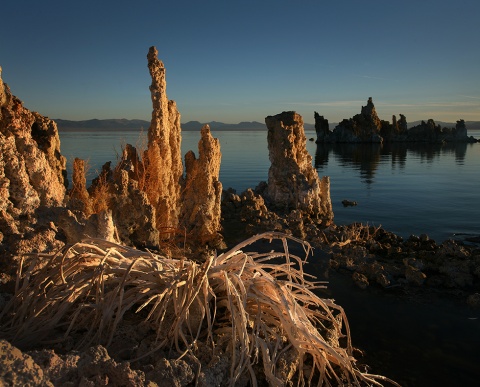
[316,97,477,143]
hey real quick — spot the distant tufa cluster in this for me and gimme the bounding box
[315,97,477,143]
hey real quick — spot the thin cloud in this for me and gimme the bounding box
[457,95,480,100]
[377,101,480,109]
[360,75,391,81]
[288,100,365,107]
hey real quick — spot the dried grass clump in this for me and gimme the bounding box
[0,232,397,386]
[324,223,382,247]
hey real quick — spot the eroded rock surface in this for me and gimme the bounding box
[145,46,183,231]
[0,68,67,215]
[0,339,53,387]
[180,125,224,248]
[263,111,333,225]
[0,67,68,267]
[60,47,223,250]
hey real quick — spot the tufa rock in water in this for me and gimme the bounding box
[314,112,330,142]
[318,97,383,143]
[316,97,477,143]
[263,111,333,226]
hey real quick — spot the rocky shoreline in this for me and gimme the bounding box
[1,48,479,386]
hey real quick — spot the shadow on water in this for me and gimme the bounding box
[245,239,480,386]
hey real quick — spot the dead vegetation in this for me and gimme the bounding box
[0,232,398,386]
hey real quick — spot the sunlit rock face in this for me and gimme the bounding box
[64,47,224,249]
[264,111,333,226]
[145,46,183,231]
[0,66,67,240]
[180,125,224,248]
[145,47,224,247]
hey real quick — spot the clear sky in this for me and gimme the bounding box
[1,0,479,124]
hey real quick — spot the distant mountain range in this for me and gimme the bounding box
[55,118,150,131]
[55,119,316,131]
[55,118,480,131]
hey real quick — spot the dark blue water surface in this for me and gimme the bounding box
[59,129,480,243]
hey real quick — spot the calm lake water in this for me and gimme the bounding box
[59,129,480,243]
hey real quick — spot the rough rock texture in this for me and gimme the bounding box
[180,125,224,248]
[0,67,68,266]
[62,47,223,250]
[68,157,91,214]
[110,168,159,248]
[65,153,159,248]
[145,46,183,231]
[0,69,67,214]
[316,98,478,143]
[264,111,333,225]
[325,224,480,296]
[0,339,53,387]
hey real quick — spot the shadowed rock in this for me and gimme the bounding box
[316,97,477,143]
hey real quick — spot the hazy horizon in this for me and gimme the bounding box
[1,1,479,124]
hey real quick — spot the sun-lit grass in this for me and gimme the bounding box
[0,232,398,386]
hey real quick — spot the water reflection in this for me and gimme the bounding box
[315,142,473,184]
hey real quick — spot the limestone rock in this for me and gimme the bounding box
[404,264,426,286]
[69,157,91,214]
[264,111,333,225]
[314,112,330,142]
[405,118,476,143]
[180,125,224,248]
[352,272,369,289]
[0,79,67,207]
[58,209,118,244]
[316,97,477,143]
[29,345,145,386]
[0,67,7,107]
[145,46,183,231]
[0,339,53,387]
[328,97,383,143]
[0,68,67,259]
[110,169,159,248]
[62,48,225,250]
[146,358,195,386]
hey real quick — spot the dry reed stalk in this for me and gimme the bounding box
[0,232,398,386]
[328,223,383,247]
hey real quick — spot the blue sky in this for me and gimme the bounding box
[1,0,479,124]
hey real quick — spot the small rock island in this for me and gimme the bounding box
[315,97,478,143]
